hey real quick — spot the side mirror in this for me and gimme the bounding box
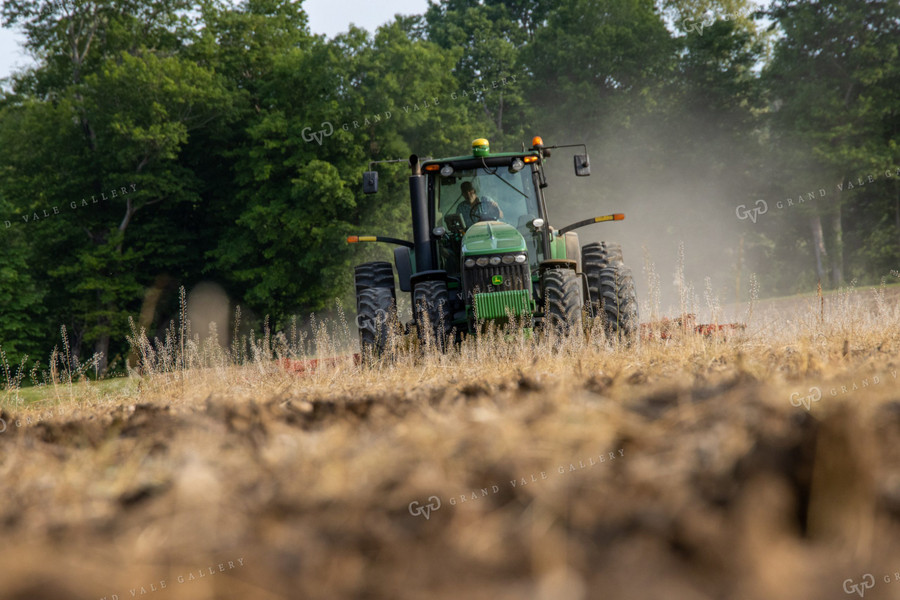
[574,154,590,177]
[362,171,378,194]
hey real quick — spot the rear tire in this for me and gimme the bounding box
[413,280,452,352]
[542,268,583,335]
[355,262,396,355]
[582,241,623,272]
[354,261,394,295]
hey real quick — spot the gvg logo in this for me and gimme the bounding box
[356,308,389,331]
[736,199,768,223]
[0,407,69,433]
[790,386,822,410]
[844,574,875,597]
[301,121,334,145]
[792,372,895,411]
[408,496,441,520]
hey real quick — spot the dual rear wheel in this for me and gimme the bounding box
[541,241,639,339]
[582,241,639,339]
[354,261,451,354]
[354,262,396,355]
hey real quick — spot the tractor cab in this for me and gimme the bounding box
[425,142,548,278]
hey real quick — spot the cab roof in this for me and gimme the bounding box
[421,150,541,171]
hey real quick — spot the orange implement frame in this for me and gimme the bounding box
[280,354,362,375]
[639,313,746,340]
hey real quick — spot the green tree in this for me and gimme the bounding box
[763,0,900,287]
[1,0,234,369]
[0,194,45,366]
[524,0,676,136]
[210,13,474,321]
[423,0,539,142]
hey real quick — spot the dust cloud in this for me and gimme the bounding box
[536,120,795,321]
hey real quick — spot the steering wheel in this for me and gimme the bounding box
[444,213,466,234]
[470,199,502,223]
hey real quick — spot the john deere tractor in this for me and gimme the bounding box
[348,136,638,353]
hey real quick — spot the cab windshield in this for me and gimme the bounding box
[436,166,540,232]
[433,164,544,276]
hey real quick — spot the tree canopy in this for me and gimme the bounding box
[1,0,898,369]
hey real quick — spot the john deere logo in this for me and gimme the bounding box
[491,275,503,286]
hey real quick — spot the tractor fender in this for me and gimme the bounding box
[549,231,580,267]
[564,232,582,271]
[394,247,413,292]
[538,259,577,276]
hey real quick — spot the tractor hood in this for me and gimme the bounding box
[461,221,527,255]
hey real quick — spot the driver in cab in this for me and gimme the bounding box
[457,181,503,228]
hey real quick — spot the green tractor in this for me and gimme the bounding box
[348,136,638,353]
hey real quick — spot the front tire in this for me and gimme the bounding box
[542,268,583,335]
[413,280,452,352]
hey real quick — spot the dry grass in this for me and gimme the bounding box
[2,281,900,600]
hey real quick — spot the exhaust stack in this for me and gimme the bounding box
[408,154,433,272]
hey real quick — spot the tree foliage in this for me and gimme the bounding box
[0,0,898,368]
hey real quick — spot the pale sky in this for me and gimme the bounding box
[0,0,431,80]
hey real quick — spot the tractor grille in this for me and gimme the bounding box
[463,262,531,300]
[474,290,533,320]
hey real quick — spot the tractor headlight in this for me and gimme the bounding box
[475,257,489,267]
[464,258,475,268]
[501,255,516,264]
[514,254,527,264]
[489,256,502,266]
